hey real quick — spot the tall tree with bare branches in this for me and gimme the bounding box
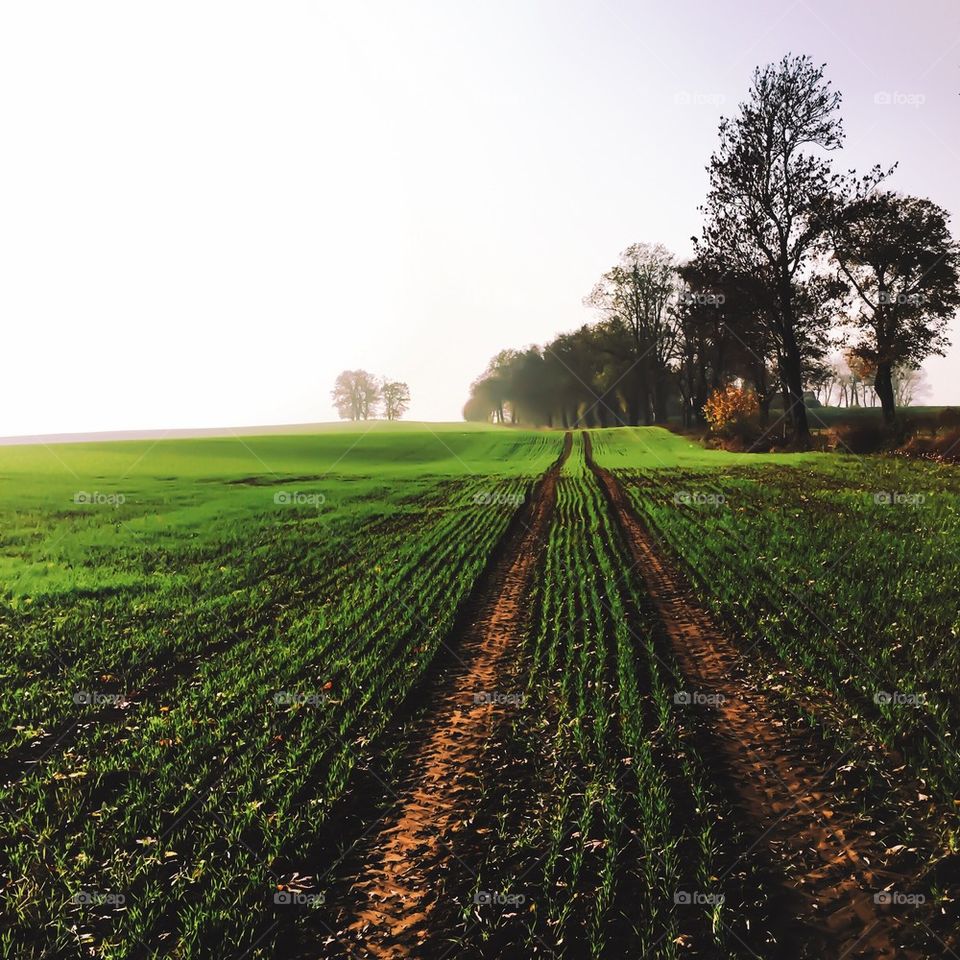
[698,54,880,446]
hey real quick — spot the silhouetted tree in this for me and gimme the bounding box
[698,54,877,446]
[829,191,959,425]
[464,57,956,436]
[584,243,681,424]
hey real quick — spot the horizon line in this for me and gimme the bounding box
[0,419,483,447]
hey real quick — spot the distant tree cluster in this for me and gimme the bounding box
[810,351,930,409]
[332,370,410,421]
[464,55,960,445]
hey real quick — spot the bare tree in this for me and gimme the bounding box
[892,364,930,408]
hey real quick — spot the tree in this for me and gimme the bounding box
[698,54,875,447]
[892,364,930,407]
[584,243,681,423]
[380,379,411,420]
[464,324,639,428]
[845,350,876,407]
[479,350,522,423]
[829,191,959,424]
[331,370,380,420]
[463,377,500,423]
[807,360,840,407]
[545,325,626,427]
[676,257,781,427]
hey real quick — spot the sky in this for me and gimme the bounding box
[2,0,959,435]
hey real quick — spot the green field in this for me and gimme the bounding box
[594,427,960,800]
[1,426,561,958]
[3,424,959,958]
[455,435,766,958]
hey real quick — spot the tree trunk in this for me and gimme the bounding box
[874,362,896,426]
[779,379,791,440]
[759,393,772,425]
[779,311,811,447]
[653,377,668,424]
[627,387,642,427]
[752,364,770,425]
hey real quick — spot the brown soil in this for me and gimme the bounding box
[583,430,940,960]
[330,434,571,959]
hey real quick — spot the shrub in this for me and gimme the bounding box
[938,407,960,430]
[829,422,892,454]
[703,385,760,435]
[898,433,932,459]
[720,419,781,452]
[898,424,960,462]
[901,413,940,437]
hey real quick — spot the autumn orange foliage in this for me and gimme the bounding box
[703,384,760,433]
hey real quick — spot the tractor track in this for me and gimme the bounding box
[327,433,572,959]
[583,430,942,960]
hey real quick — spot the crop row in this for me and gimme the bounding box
[456,438,769,959]
[601,452,960,806]
[2,460,554,958]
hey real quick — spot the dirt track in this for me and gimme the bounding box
[331,434,571,959]
[325,430,945,959]
[583,430,934,960]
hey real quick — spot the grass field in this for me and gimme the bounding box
[451,436,770,959]
[593,427,960,799]
[3,424,959,959]
[1,426,561,958]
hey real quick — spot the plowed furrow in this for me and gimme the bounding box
[331,433,571,959]
[585,431,929,960]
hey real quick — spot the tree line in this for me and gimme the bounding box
[812,350,927,409]
[332,370,410,421]
[464,55,960,447]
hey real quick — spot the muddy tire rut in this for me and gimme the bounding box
[328,434,571,959]
[583,431,941,960]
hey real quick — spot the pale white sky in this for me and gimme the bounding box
[2,0,959,435]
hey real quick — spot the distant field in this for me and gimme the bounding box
[3,425,958,958]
